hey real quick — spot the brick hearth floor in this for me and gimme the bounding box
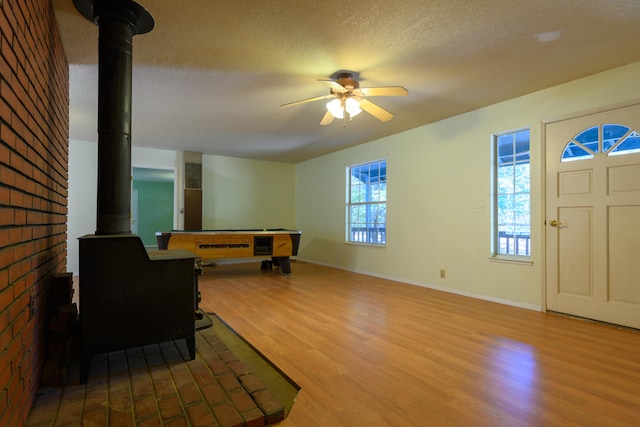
[25,328,285,427]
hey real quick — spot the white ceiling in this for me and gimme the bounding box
[53,0,640,163]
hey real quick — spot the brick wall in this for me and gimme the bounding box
[0,0,69,425]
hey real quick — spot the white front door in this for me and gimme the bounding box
[545,103,640,329]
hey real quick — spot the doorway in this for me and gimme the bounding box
[132,167,176,247]
[545,102,640,329]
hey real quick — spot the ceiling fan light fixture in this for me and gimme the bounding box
[327,98,344,118]
[327,97,362,119]
[345,97,362,117]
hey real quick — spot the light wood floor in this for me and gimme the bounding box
[198,261,640,427]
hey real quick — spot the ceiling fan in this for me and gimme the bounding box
[281,72,408,126]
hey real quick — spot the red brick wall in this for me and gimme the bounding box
[0,0,69,425]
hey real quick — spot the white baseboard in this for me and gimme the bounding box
[296,258,542,312]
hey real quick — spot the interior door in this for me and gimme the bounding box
[131,188,139,234]
[545,103,640,329]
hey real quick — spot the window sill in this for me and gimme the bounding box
[345,241,387,248]
[489,255,533,266]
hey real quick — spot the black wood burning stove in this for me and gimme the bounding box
[73,0,200,383]
[78,235,197,382]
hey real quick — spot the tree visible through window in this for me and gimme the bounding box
[347,160,386,244]
[494,129,530,256]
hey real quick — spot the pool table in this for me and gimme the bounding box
[156,229,301,274]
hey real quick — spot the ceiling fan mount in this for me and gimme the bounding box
[281,71,408,126]
[332,72,359,92]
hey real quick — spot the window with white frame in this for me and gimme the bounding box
[347,159,386,245]
[494,129,530,256]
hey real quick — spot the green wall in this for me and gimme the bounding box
[133,180,174,246]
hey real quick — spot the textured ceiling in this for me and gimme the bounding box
[53,0,640,163]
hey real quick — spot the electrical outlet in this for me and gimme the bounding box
[475,203,485,213]
[440,269,446,278]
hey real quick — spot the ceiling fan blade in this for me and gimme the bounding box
[281,94,334,108]
[320,110,335,125]
[359,98,393,122]
[318,79,348,93]
[358,86,408,97]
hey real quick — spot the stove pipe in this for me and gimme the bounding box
[73,0,154,235]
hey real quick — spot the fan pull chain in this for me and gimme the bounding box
[343,104,347,127]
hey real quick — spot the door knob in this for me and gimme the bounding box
[549,219,562,227]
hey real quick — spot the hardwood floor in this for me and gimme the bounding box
[198,261,640,426]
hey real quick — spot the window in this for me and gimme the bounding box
[561,124,640,161]
[494,129,530,256]
[347,159,386,244]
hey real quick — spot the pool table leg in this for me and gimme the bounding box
[272,257,291,275]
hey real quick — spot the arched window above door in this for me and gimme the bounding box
[561,124,640,162]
